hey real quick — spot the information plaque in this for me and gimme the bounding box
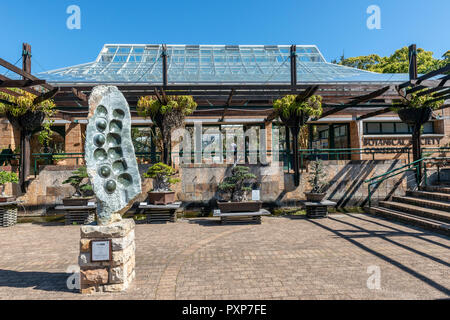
[91,240,112,262]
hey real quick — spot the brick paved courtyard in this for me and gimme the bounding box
[0,214,449,300]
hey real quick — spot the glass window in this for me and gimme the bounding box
[366,123,380,134]
[395,122,410,134]
[423,122,434,134]
[381,122,395,133]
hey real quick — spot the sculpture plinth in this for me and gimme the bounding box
[79,219,135,293]
[79,85,141,294]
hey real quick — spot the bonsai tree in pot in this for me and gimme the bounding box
[0,171,19,202]
[137,95,197,165]
[273,94,322,186]
[0,88,55,192]
[217,165,260,213]
[62,166,94,206]
[394,89,444,181]
[144,162,180,205]
[304,159,327,202]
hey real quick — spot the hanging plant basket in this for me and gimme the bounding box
[6,110,45,134]
[280,114,309,128]
[397,107,432,126]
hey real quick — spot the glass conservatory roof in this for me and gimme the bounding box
[38,44,410,84]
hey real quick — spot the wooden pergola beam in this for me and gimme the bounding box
[0,79,46,88]
[0,57,53,91]
[356,107,392,121]
[399,64,450,89]
[33,87,59,105]
[320,85,391,118]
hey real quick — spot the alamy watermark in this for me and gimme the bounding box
[366,265,381,290]
[66,5,81,30]
[366,5,381,30]
[66,265,80,290]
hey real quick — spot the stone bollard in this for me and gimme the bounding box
[78,219,135,294]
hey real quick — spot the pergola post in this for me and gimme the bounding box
[162,44,168,87]
[19,43,32,192]
[408,44,423,183]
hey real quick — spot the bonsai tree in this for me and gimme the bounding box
[273,94,322,186]
[218,166,257,202]
[0,171,18,196]
[62,167,93,198]
[137,95,197,165]
[394,89,444,180]
[0,88,55,192]
[144,162,180,192]
[307,160,327,193]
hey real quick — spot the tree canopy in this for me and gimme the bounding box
[336,47,449,74]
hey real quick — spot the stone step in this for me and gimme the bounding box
[406,190,450,202]
[368,206,450,236]
[421,185,450,194]
[392,196,450,212]
[379,200,450,223]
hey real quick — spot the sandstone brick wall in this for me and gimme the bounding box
[18,160,418,214]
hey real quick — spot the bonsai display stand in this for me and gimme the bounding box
[214,209,271,224]
[0,201,18,227]
[304,200,337,218]
[55,204,96,225]
[138,202,182,224]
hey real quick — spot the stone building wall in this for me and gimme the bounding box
[178,160,416,207]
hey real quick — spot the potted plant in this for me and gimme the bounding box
[62,166,94,206]
[137,95,197,165]
[394,89,444,181]
[273,94,322,186]
[0,171,18,202]
[0,88,55,192]
[145,162,180,205]
[217,165,261,212]
[304,159,327,202]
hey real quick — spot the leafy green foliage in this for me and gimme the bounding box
[0,88,56,144]
[144,162,180,191]
[273,95,323,121]
[307,160,327,193]
[0,171,18,186]
[338,47,449,74]
[394,88,444,110]
[62,167,93,197]
[137,95,197,163]
[218,166,257,202]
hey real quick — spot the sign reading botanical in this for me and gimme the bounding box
[363,137,442,147]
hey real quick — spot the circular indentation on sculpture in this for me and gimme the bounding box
[112,159,127,174]
[113,109,125,119]
[104,180,116,193]
[96,105,108,117]
[93,133,106,147]
[117,173,133,187]
[106,133,121,147]
[109,120,123,133]
[96,118,107,132]
[98,165,111,178]
[108,147,123,160]
[93,148,107,161]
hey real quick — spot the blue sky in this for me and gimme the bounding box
[1,0,449,73]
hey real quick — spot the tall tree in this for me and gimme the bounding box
[338,47,448,74]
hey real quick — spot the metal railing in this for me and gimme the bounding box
[365,158,425,208]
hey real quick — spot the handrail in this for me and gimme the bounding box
[365,155,450,207]
[365,157,427,207]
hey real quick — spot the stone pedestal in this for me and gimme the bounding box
[78,219,135,294]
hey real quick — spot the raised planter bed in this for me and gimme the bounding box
[148,191,175,205]
[217,201,262,213]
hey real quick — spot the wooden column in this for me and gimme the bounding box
[162,44,168,87]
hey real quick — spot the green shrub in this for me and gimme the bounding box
[144,162,180,192]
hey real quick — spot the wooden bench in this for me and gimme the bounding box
[138,202,182,224]
[213,209,271,224]
[0,201,18,227]
[54,204,96,225]
[304,200,337,218]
